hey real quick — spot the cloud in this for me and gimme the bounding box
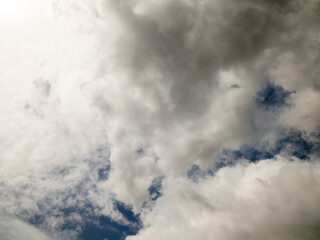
[128,159,320,240]
[0,218,53,240]
[97,0,320,209]
[0,0,319,239]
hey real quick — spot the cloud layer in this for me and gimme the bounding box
[0,0,319,239]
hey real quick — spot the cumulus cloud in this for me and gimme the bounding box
[128,159,320,240]
[0,218,52,240]
[97,0,320,208]
[0,0,319,239]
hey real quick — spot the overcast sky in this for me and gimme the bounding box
[1,0,320,239]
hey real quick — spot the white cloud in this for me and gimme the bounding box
[0,0,319,239]
[0,218,53,240]
[128,158,320,240]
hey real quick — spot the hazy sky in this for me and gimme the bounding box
[1,0,320,239]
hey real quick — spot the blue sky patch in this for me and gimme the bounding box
[255,83,294,112]
[187,165,213,182]
[214,128,320,171]
[62,201,141,240]
[141,176,165,209]
[148,176,164,202]
[79,215,140,240]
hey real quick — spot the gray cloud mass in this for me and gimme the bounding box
[0,0,319,239]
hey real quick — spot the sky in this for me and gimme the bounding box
[0,0,320,239]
